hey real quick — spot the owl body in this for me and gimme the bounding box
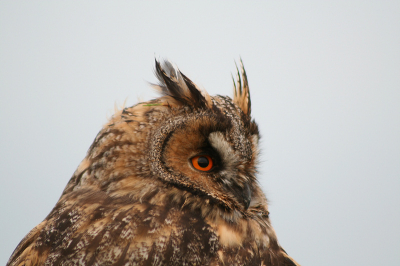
[8,60,299,266]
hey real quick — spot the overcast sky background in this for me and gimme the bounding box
[1,1,399,265]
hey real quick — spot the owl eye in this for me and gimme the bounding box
[191,155,213,172]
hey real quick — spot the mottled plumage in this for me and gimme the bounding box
[7,60,300,266]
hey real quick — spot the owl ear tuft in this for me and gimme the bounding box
[153,59,212,109]
[232,59,251,116]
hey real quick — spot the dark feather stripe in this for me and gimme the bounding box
[155,59,208,109]
[181,72,208,108]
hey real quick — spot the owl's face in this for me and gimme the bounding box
[156,98,260,212]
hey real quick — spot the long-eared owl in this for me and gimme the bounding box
[7,60,300,266]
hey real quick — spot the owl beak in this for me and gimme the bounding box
[242,183,252,210]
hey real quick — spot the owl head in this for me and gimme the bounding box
[63,59,267,224]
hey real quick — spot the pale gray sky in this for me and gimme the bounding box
[1,1,399,265]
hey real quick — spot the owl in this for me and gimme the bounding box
[7,60,300,266]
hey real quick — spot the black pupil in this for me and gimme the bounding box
[197,156,209,168]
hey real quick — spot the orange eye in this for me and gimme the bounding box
[191,155,213,172]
